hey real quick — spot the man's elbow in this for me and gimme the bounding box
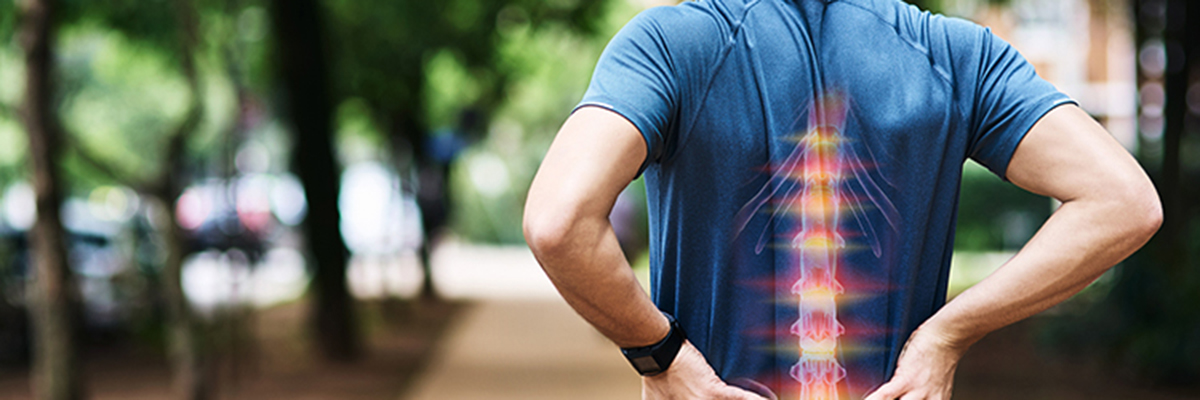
[523,207,576,262]
[1138,191,1163,239]
[1121,180,1163,242]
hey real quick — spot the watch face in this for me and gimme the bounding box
[631,356,661,374]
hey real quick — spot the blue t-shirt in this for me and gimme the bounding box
[576,0,1074,398]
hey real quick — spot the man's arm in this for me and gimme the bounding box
[524,107,763,399]
[524,106,667,347]
[866,104,1163,400]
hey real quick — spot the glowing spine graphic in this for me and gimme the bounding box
[788,98,847,400]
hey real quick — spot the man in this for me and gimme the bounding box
[523,0,1162,399]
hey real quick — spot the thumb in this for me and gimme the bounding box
[864,381,905,400]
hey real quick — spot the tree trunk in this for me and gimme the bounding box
[18,0,83,399]
[156,193,208,399]
[1157,0,1189,276]
[159,0,211,398]
[269,0,360,361]
[390,108,443,301]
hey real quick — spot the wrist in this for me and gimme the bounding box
[621,312,686,376]
[622,312,672,348]
[917,315,980,357]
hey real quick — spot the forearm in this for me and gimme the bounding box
[866,102,1159,400]
[522,107,669,349]
[923,196,1160,349]
[527,214,669,348]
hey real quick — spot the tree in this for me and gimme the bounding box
[1108,0,1200,382]
[324,0,610,298]
[52,0,211,397]
[1053,0,1200,385]
[17,0,83,398]
[269,0,359,361]
[154,2,208,396]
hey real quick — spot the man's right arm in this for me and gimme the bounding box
[523,106,668,348]
[523,106,764,400]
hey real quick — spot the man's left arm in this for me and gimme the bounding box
[866,104,1163,400]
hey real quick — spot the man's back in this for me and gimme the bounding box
[578,0,1073,397]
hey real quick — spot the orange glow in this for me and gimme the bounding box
[787,95,850,400]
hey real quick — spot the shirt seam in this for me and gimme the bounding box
[835,0,954,86]
[665,0,769,167]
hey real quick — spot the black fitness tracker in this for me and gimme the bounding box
[620,312,686,376]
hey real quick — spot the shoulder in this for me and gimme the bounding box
[632,0,738,29]
[838,0,999,84]
[599,1,731,83]
[613,1,730,53]
[836,0,985,47]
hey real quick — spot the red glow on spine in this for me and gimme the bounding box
[786,95,850,400]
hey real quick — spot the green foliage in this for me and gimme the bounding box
[425,50,484,129]
[57,25,191,187]
[0,117,23,169]
[954,160,1051,251]
[323,0,611,130]
[59,0,180,50]
[908,0,1014,17]
[220,4,274,94]
[0,8,25,185]
[450,147,526,243]
[318,0,621,243]
[444,0,640,243]
[334,97,388,165]
[32,0,264,194]
[0,1,14,43]
[904,0,941,13]
[0,47,26,184]
[1044,229,1200,385]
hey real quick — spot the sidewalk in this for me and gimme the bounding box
[402,242,642,400]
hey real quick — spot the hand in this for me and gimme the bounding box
[642,340,767,400]
[864,325,969,400]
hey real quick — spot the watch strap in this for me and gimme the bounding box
[620,312,686,376]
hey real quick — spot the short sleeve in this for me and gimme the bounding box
[966,28,1076,179]
[575,9,679,175]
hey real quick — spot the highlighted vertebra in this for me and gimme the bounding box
[788,96,849,400]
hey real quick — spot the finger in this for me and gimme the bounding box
[728,378,777,400]
[864,381,905,400]
[718,384,769,400]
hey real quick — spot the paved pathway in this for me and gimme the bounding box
[402,243,642,400]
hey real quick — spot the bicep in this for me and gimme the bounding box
[1005,104,1152,204]
[526,106,648,223]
